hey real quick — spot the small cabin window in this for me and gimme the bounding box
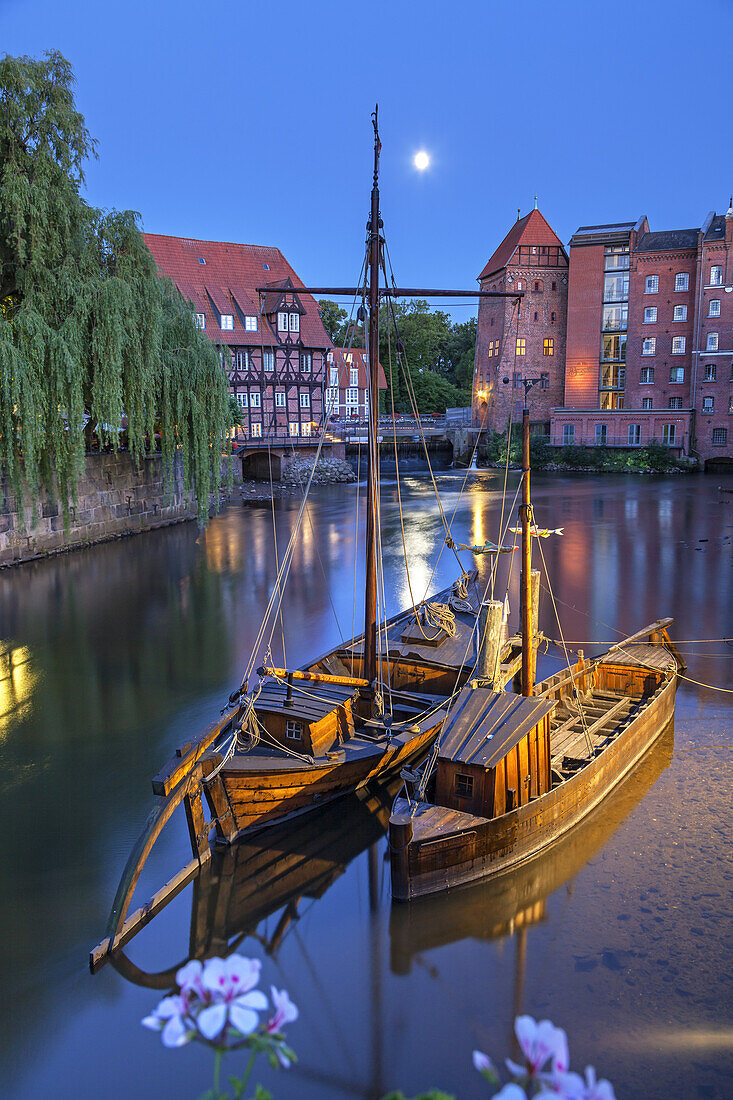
[286,720,303,740]
[455,773,474,797]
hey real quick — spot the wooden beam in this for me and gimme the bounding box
[259,666,369,688]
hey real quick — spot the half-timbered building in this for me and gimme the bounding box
[324,347,387,420]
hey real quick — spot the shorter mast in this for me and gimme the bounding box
[363,109,382,690]
[520,406,533,697]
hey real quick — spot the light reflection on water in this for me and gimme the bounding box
[1,469,732,1099]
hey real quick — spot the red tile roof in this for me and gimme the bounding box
[329,346,387,390]
[144,233,331,349]
[478,209,565,280]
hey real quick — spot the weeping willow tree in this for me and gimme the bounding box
[0,50,231,524]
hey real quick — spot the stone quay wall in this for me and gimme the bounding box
[0,453,204,567]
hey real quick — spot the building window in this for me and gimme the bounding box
[673,305,688,322]
[674,273,689,292]
[645,275,659,294]
[302,422,312,437]
[245,315,258,332]
[236,349,249,371]
[346,388,359,405]
[533,311,538,321]
[640,366,655,384]
[533,279,543,292]
[595,424,607,445]
[710,265,723,286]
[543,338,554,356]
[516,338,526,356]
[562,424,575,445]
[221,314,234,331]
[289,422,299,436]
[540,372,549,389]
[669,397,683,409]
[671,337,686,355]
[628,424,641,445]
[552,281,557,291]
[713,428,728,445]
[195,313,206,329]
[707,333,719,351]
[662,424,676,445]
[642,397,653,410]
[249,391,261,408]
[275,391,286,407]
[702,396,714,413]
[670,366,684,383]
[286,720,303,740]
[644,307,657,324]
[455,773,474,797]
[551,311,556,322]
[516,280,523,291]
[300,392,310,408]
[251,422,262,438]
[350,368,359,386]
[235,392,248,408]
[326,387,339,410]
[263,350,275,372]
[300,352,312,372]
[730,395,733,412]
[709,299,721,317]
[604,273,629,302]
[513,372,522,388]
[704,363,717,382]
[289,313,300,332]
[198,257,206,265]
[330,367,339,387]
[642,338,656,356]
[277,312,288,331]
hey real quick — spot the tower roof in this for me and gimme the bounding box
[478,208,565,280]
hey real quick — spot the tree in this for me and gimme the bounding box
[0,51,230,523]
[378,300,474,414]
[317,299,348,344]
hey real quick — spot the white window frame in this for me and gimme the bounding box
[251,422,262,438]
[709,299,721,317]
[277,312,288,331]
[263,350,275,372]
[300,352,312,373]
[326,387,339,411]
[643,307,657,324]
[346,388,359,406]
[640,366,655,384]
[235,392,247,408]
[674,272,689,292]
[220,314,234,331]
[642,338,656,356]
[645,275,659,294]
[628,424,641,445]
[702,396,714,413]
[245,315,258,332]
[195,313,206,330]
[594,424,607,445]
[350,368,359,387]
[275,391,286,408]
[673,305,687,322]
[289,312,300,332]
[707,333,719,351]
[710,265,723,286]
[299,392,310,408]
[302,422,312,437]
[671,336,686,355]
[669,397,683,410]
[289,422,299,437]
[562,424,575,445]
[712,428,728,445]
[249,391,261,408]
[642,397,653,410]
[669,366,684,383]
[236,349,249,371]
[329,368,339,387]
[662,424,676,445]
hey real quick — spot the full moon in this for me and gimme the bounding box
[413,150,430,171]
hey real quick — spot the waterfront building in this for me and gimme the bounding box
[473,208,569,435]
[324,346,387,421]
[144,234,331,444]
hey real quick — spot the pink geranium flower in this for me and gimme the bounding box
[267,987,298,1034]
[508,1015,570,1077]
[196,956,268,1040]
[141,995,194,1048]
[583,1065,616,1100]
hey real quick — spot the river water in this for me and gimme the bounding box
[1,470,732,1099]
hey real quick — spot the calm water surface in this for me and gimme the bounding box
[1,470,732,1099]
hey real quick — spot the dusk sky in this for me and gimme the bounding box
[3,0,733,319]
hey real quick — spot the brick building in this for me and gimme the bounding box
[473,208,568,434]
[144,234,331,443]
[324,346,387,420]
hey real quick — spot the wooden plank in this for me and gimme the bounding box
[153,717,232,797]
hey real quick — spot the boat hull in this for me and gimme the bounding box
[390,671,677,900]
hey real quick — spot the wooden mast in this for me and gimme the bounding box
[520,404,534,697]
[363,108,382,690]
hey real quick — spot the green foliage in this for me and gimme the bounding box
[380,1091,454,1100]
[379,300,475,414]
[481,433,690,474]
[0,51,231,524]
[317,299,350,344]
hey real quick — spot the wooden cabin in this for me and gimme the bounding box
[434,686,555,818]
[253,681,357,757]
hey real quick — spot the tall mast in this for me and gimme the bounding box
[520,405,534,697]
[363,108,382,689]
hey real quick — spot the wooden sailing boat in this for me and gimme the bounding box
[388,398,685,901]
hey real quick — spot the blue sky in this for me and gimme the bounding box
[2,0,733,319]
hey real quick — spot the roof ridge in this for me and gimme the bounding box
[144,232,283,254]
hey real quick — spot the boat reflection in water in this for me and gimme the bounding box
[389,723,674,975]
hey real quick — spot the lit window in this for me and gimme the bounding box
[671,337,686,355]
[642,338,656,356]
[221,314,234,331]
[543,338,554,356]
[195,313,206,329]
[275,391,285,407]
[236,392,248,408]
[249,391,261,408]
[662,424,676,445]
[455,773,474,797]
[645,275,659,293]
[251,422,262,438]
[673,305,687,322]
[640,366,655,384]
[644,307,657,324]
[562,424,575,445]
[277,312,288,331]
[702,396,714,413]
[300,352,312,372]
[286,720,303,740]
[516,338,526,356]
[713,428,728,445]
[669,397,683,409]
[710,265,723,286]
[300,393,310,408]
[245,315,258,332]
[674,272,689,292]
[350,368,359,386]
[595,424,607,445]
[516,280,523,291]
[670,367,684,383]
[263,350,275,372]
[704,364,717,381]
[707,333,719,351]
[344,353,353,365]
[289,422,299,436]
[289,313,300,332]
[540,372,549,389]
[302,422,311,437]
[709,299,721,317]
[628,424,641,445]
[642,397,653,409]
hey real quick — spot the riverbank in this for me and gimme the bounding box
[480,438,695,475]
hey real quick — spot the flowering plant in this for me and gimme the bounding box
[142,954,297,1100]
[473,1015,615,1100]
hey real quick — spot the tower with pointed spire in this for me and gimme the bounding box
[473,207,569,434]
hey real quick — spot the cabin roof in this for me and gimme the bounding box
[438,687,554,768]
[601,644,677,671]
[255,680,356,724]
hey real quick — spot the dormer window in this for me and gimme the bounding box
[245,315,258,332]
[198,257,206,265]
[220,314,234,331]
[289,312,300,332]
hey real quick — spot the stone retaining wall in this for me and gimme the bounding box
[0,454,202,567]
